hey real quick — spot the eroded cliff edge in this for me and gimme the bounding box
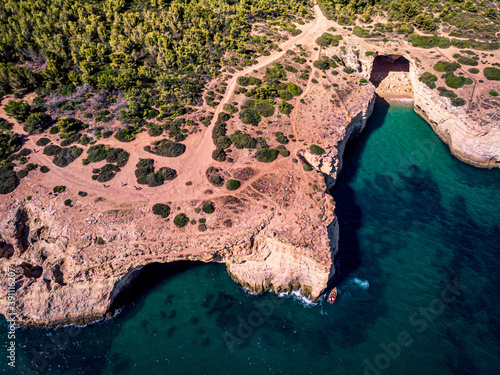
[0,70,375,327]
[337,40,500,169]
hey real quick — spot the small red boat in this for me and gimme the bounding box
[327,287,338,303]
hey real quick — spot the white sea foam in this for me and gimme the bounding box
[353,277,370,289]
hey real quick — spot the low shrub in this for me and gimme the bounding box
[198,224,207,232]
[315,33,342,47]
[40,165,50,173]
[226,179,241,191]
[310,144,325,155]
[174,213,189,228]
[212,148,226,162]
[145,139,186,157]
[152,203,171,218]
[277,145,290,157]
[223,104,238,114]
[202,202,215,214]
[303,164,313,171]
[53,185,66,193]
[468,68,479,74]
[158,167,177,181]
[274,132,289,145]
[36,138,51,147]
[78,191,87,197]
[490,90,499,97]
[255,148,279,163]
[484,67,500,81]
[64,199,72,207]
[106,148,129,167]
[443,72,473,89]
[456,56,478,66]
[0,164,19,194]
[419,72,438,89]
[279,101,294,115]
[433,61,460,72]
[451,97,466,107]
[96,164,120,182]
[16,169,28,179]
[343,67,356,74]
[114,126,142,142]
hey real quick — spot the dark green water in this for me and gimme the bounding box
[2,99,500,375]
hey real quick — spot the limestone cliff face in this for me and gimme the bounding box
[410,71,500,169]
[338,41,500,169]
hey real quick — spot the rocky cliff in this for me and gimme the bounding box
[337,41,500,169]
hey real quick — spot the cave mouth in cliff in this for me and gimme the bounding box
[110,261,203,313]
[369,55,410,88]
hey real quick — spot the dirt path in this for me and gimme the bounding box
[2,4,335,205]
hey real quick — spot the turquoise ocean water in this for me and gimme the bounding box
[2,98,499,374]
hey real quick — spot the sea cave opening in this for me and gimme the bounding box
[109,261,203,315]
[369,55,410,88]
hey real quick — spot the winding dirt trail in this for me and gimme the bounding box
[2,4,335,205]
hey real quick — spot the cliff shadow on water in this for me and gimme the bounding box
[329,96,391,287]
[110,261,203,316]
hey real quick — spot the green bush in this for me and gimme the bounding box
[310,144,325,155]
[114,126,142,142]
[286,83,303,96]
[484,67,500,81]
[202,202,215,214]
[64,199,72,207]
[44,145,83,167]
[57,117,83,138]
[49,126,59,134]
[303,164,313,171]
[443,72,473,89]
[87,144,108,162]
[223,104,238,114]
[419,72,438,89]
[0,165,19,194]
[96,164,120,182]
[145,139,186,157]
[198,224,207,232]
[209,175,224,187]
[277,145,290,157]
[24,112,51,135]
[274,132,289,144]
[468,68,479,74]
[366,51,375,56]
[279,101,294,115]
[433,61,460,72]
[214,135,232,149]
[229,132,257,149]
[106,148,129,167]
[16,169,28,179]
[451,97,466,107]
[239,107,261,126]
[343,67,356,74]
[145,172,164,187]
[158,167,177,181]
[315,33,342,47]
[0,131,21,159]
[174,213,189,228]
[148,126,163,137]
[437,87,457,99]
[255,148,279,163]
[353,26,369,38]
[53,185,66,193]
[40,165,50,173]
[36,138,51,147]
[4,100,31,122]
[152,203,171,218]
[226,179,241,191]
[490,90,499,97]
[456,56,478,66]
[212,148,226,162]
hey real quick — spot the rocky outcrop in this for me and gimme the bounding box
[338,41,500,169]
[410,71,500,169]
